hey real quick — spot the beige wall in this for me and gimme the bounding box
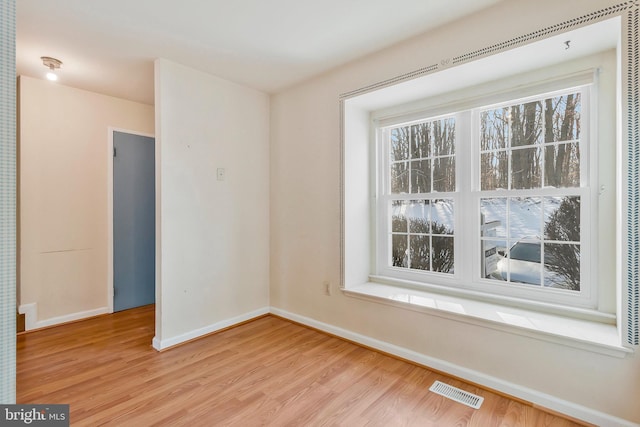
[154,59,270,347]
[19,76,154,325]
[270,0,639,423]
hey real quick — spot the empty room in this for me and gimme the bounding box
[1,0,639,425]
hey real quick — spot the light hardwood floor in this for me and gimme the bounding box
[17,305,591,426]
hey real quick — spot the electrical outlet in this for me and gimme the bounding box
[323,280,331,296]
[217,168,225,181]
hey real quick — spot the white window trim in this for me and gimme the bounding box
[343,282,629,358]
[340,17,633,357]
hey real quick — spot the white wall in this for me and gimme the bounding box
[19,76,154,326]
[270,0,639,423]
[154,59,270,347]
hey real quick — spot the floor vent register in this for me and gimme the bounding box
[429,380,484,409]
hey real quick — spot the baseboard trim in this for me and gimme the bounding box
[18,303,37,331]
[269,307,636,427]
[18,303,110,331]
[152,307,270,351]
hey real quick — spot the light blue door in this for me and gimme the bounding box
[113,131,155,312]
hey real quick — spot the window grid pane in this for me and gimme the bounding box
[480,92,581,191]
[480,196,580,291]
[389,117,456,195]
[390,199,454,274]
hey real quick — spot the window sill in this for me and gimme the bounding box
[343,281,632,358]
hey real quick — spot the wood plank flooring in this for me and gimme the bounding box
[17,305,590,426]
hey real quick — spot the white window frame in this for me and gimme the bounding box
[373,77,598,310]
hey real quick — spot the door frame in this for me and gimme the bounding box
[107,127,156,313]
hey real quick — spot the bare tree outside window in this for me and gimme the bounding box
[390,118,455,195]
[480,93,580,191]
[480,108,509,190]
[510,101,542,189]
[544,94,581,188]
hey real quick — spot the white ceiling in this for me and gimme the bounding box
[17,0,503,105]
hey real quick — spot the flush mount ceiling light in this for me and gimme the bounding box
[41,56,62,81]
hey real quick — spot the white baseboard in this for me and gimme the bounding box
[18,303,37,331]
[152,307,270,351]
[19,303,110,331]
[269,307,637,427]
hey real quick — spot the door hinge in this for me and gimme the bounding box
[113,147,117,157]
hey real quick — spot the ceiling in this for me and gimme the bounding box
[17,0,503,105]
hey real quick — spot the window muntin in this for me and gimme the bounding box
[378,85,590,306]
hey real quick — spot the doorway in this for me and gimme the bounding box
[112,130,155,312]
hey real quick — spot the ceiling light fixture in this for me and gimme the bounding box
[41,56,62,81]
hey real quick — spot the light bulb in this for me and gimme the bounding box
[46,71,58,81]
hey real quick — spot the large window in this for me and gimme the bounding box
[376,85,592,308]
[343,17,629,350]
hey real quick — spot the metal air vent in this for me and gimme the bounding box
[429,381,484,409]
